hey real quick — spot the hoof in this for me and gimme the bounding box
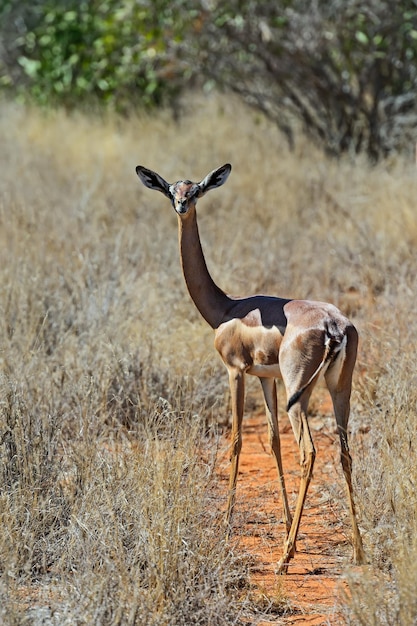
[276,557,290,575]
[353,545,366,565]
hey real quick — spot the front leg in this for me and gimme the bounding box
[225,367,245,539]
[260,377,292,535]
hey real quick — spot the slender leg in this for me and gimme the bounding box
[326,325,365,565]
[260,377,292,534]
[327,386,365,564]
[276,328,325,573]
[276,394,316,573]
[225,367,245,538]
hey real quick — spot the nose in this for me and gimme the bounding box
[176,199,188,214]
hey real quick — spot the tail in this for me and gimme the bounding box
[286,330,346,411]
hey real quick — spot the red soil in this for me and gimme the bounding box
[217,388,359,625]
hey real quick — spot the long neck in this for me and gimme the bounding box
[178,210,232,329]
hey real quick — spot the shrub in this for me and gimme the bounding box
[0,0,195,111]
[194,0,417,160]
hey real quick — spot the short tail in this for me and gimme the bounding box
[286,332,346,411]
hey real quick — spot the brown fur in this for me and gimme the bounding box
[136,163,365,573]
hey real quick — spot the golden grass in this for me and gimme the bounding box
[0,91,417,624]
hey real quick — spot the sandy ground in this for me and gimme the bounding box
[217,388,360,625]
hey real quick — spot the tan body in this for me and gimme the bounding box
[136,162,365,573]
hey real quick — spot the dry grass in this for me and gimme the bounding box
[0,92,417,624]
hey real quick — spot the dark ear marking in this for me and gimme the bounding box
[136,165,171,198]
[136,163,232,202]
[198,163,232,195]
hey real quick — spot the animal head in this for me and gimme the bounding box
[136,163,232,216]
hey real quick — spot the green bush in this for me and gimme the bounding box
[0,0,196,111]
[1,0,416,156]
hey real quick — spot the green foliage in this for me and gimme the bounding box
[1,0,417,157]
[0,0,196,110]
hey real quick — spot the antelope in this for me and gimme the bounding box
[136,162,365,573]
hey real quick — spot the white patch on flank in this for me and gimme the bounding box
[324,334,347,388]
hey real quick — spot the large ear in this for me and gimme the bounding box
[198,163,232,195]
[136,165,171,198]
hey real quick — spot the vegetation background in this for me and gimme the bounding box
[1,0,417,158]
[0,1,417,624]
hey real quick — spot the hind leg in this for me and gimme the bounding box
[276,388,315,573]
[276,330,325,573]
[325,326,365,564]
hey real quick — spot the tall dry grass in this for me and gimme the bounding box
[0,92,416,624]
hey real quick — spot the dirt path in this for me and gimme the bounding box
[217,389,355,625]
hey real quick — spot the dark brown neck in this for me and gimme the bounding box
[178,211,233,329]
